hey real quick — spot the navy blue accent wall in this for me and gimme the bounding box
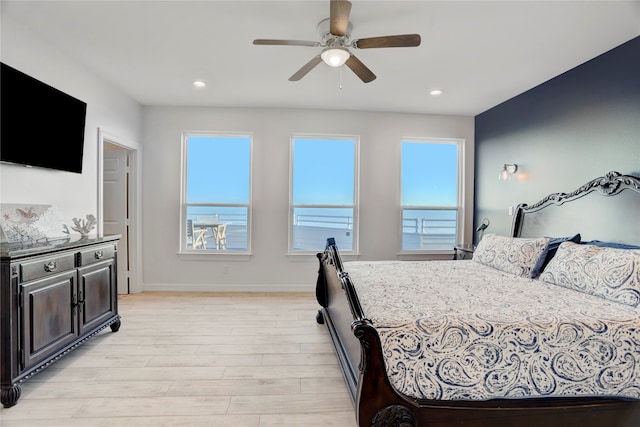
[473,36,640,240]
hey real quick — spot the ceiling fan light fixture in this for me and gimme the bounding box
[321,47,350,67]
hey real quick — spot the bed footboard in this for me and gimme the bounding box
[315,238,420,425]
[315,239,361,402]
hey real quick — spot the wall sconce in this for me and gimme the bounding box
[499,164,518,181]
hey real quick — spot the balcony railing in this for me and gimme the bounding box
[186,212,456,251]
[294,214,353,229]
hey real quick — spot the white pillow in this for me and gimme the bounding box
[539,242,640,307]
[472,234,550,278]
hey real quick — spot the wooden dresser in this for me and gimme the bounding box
[0,235,121,407]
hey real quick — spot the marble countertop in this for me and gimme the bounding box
[1,234,121,260]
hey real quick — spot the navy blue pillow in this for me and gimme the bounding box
[581,240,640,250]
[539,234,582,273]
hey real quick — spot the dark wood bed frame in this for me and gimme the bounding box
[315,171,640,427]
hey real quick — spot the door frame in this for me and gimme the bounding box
[97,128,142,293]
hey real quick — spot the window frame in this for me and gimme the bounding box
[288,133,360,255]
[179,131,253,258]
[399,137,465,254]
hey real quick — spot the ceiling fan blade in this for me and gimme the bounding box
[330,0,352,36]
[354,34,421,49]
[345,55,376,83]
[253,39,320,47]
[289,55,323,81]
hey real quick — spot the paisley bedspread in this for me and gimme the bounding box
[346,260,640,401]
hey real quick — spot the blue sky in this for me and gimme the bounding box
[402,141,458,206]
[187,135,457,208]
[187,135,251,204]
[292,138,354,205]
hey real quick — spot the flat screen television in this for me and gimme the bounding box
[0,62,87,173]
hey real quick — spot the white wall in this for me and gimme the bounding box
[142,107,474,292]
[0,15,142,227]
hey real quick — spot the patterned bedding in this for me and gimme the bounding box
[346,259,640,401]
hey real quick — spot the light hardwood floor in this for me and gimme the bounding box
[0,292,358,427]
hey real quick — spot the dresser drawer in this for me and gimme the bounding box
[20,253,76,282]
[78,244,115,266]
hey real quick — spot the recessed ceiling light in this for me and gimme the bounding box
[193,80,206,87]
[430,89,443,96]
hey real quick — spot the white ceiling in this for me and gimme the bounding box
[3,1,639,116]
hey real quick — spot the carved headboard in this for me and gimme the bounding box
[511,171,640,245]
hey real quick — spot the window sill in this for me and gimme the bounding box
[286,251,361,261]
[177,251,253,261]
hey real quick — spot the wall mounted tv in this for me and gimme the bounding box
[1,62,87,173]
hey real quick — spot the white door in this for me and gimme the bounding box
[103,145,129,294]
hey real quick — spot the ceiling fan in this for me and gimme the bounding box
[253,0,421,83]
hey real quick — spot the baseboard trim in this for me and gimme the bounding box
[142,283,314,293]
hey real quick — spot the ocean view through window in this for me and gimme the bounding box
[181,133,251,252]
[401,139,461,250]
[290,135,358,252]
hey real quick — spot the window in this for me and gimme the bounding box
[181,133,251,252]
[401,139,461,251]
[290,135,358,253]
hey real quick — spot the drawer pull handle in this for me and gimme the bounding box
[44,261,58,272]
[94,250,104,259]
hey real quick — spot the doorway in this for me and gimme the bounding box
[98,129,141,294]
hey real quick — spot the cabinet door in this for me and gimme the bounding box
[20,271,77,370]
[77,260,116,336]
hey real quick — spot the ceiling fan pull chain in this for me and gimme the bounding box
[339,65,343,90]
